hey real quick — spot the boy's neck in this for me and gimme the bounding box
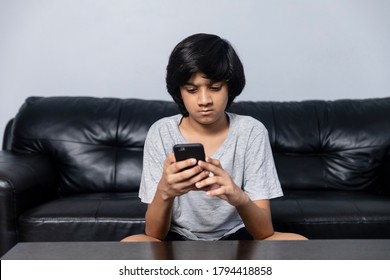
[180,112,229,137]
[179,113,230,157]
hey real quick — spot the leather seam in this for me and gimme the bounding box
[113,101,123,191]
[20,218,146,223]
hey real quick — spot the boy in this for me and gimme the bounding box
[122,33,306,241]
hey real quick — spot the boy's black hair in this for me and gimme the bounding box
[166,33,246,116]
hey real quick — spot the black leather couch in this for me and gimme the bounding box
[1,96,390,256]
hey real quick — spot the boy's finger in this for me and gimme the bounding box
[206,157,222,167]
[197,160,220,174]
[174,158,197,172]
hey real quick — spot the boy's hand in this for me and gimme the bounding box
[195,157,250,207]
[157,153,209,200]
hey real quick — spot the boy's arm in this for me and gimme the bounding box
[235,198,274,239]
[144,188,174,240]
[144,153,209,240]
[196,158,275,239]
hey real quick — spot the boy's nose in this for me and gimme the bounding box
[198,89,212,105]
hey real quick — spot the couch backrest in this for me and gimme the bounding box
[9,96,390,195]
[11,97,178,195]
[229,98,390,192]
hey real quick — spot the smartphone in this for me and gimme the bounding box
[173,143,205,168]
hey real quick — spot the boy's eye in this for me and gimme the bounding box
[210,85,222,91]
[186,87,197,94]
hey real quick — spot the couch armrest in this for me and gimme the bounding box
[0,151,58,256]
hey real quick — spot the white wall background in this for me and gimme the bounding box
[1,0,390,147]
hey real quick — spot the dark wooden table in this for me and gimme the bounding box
[2,239,390,260]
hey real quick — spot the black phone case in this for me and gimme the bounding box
[173,143,205,162]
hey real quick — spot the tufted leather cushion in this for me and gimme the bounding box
[11,97,178,195]
[229,98,390,192]
[18,192,147,242]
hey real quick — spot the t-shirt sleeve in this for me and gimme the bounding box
[138,123,167,204]
[243,123,283,200]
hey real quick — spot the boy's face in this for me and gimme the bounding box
[180,72,229,126]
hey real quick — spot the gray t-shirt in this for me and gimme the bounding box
[139,112,283,240]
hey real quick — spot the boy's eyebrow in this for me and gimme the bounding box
[183,82,196,86]
[183,80,224,86]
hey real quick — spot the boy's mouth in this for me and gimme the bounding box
[199,109,213,115]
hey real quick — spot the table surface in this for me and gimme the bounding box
[2,240,390,260]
